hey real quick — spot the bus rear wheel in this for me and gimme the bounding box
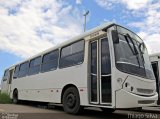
[62,87,83,114]
[13,90,19,104]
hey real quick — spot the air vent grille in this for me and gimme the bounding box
[138,100,155,104]
[137,88,154,94]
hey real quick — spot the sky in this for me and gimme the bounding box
[0,0,160,80]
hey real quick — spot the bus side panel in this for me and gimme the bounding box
[11,64,89,105]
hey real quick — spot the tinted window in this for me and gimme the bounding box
[91,42,97,74]
[101,38,111,75]
[19,61,29,78]
[13,65,19,79]
[152,62,159,81]
[29,56,41,75]
[114,26,155,80]
[151,62,160,94]
[60,40,84,68]
[41,50,59,72]
[101,38,112,103]
[4,70,8,77]
[90,41,98,102]
[3,70,9,81]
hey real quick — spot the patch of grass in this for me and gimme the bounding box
[0,93,12,104]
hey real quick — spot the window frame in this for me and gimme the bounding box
[151,61,160,95]
[6,40,85,79]
[28,56,42,76]
[13,65,20,79]
[113,25,155,80]
[3,69,9,81]
[41,49,59,73]
[59,39,85,69]
[4,69,8,77]
[30,56,42,67]
[101,37,111,75]
[18,61,29,78]
[151,61,159,81]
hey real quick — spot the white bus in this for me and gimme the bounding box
[150,53,160,105]
[1,23,158,114]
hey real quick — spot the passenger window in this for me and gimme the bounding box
[29,56,41,75]
[3,70,9,81]
[18,61,29,78]
[41,50,59,72]
[59,40,84,68]
[13,65,19,79]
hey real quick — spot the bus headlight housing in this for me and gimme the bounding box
[117,78,123,83]
[116,78,125,90]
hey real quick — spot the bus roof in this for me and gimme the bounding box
[6,22,114,70]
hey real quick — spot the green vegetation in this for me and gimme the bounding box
[0,93,12,104]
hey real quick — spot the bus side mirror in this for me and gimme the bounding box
[112,30,119,44]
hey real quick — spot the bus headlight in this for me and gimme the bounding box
[116,78,125,90]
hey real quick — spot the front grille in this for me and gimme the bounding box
[138,100,155,104]
[137,88,154,94]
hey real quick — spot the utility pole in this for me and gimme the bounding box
[83,10,89,32]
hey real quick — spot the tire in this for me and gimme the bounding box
[13,90,19,104]
[101,108,115,113]
[62,87,83,114]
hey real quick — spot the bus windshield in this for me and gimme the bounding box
[113,26,155,80]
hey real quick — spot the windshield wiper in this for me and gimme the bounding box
[126,34,138,55]
[124,34,140,67]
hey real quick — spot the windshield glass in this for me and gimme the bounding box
[113,26,155,80]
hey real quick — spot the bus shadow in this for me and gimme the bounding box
[17,101,128,119]
[47,106,129,119]
[81,109,128,119]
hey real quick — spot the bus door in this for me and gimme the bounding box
[151,62,160,104]
[1,69,14,95]
[89,37,112,105]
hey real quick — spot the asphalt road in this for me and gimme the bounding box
[0,103,160,119]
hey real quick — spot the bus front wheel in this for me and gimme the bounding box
[62,87,83,114]
[13,90,19,104]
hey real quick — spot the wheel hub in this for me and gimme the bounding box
[66,93,76,108]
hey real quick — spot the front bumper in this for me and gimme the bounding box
[115,89,158,108]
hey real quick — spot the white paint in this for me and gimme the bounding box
[1,23,158,109]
